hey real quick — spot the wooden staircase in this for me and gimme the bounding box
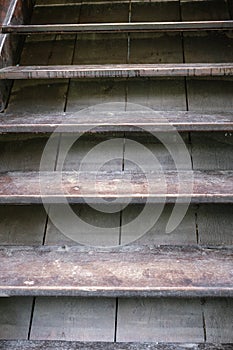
[0,0,232,348]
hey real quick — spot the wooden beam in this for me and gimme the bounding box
[0,170,232,204]
[0,341,232,350]
[0,63,233,79]
[0,111,233,132]
[2,20,233,34]
[0,245,232,297]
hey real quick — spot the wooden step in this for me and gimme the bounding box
[2,20,233,34]
[0,170,232,204]
[1,111,233,133]
[0,341,232,350]
[0,63,233,80]
[0,245,232,297]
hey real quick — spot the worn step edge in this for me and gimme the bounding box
[0,170,232,204]
[1,110,233,132]
[2,20,233,34]
[0,340,232,350]
[1,63,233,79]
[0,245,232,297]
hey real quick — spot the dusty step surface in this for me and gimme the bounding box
[0,170,232,204]
[2,20,233,34]
[0,245,232,297]
[1,111,233,132]
[0,341,232,350]
[1,63,233,79]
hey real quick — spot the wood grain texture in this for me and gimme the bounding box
[0,341,232,350]
[30,297,116,341]
[2,64,233,79]
[0,205,46,245]
[197,204,233,246]
[117,298,204,342]
[45,204,121,247]
[203,299,233,343]
[0,170,232,204]
[121,204,197,245]
[0,136,58,172]
[1,111,232,133]
[0,245,232,297]
[191,133,233,171]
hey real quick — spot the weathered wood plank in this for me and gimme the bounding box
[0,245,232,297]
[0,170,232,204]
[30,297,116,341]
[117,299,204,342]
[197,204,233,246]
[1,64,233,79]
[0,340,232,350]
[191,133,233,171]
[0,297,33,340]
[121,204,197,246]
[203,299,233,343]
[0,205,47,245]
[0,110,232,133]
[3,21,233,34]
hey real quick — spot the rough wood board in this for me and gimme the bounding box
[121,204,197,246]
[0,245,232,297]
[4,21,233,34]
[123,135,190,171]
[204,299,233,343]
[191,133,233,171]
[1,110,233,133]
[56,134,124,172]
[30,297,116,341]
[197,204,233,246]
[0,136,58,172]
[0,205,46,245]
[126,79,186,111]
[2,64,233,80]
[65,80,126,112]
[129,33,183,64]
[0,341,232,350]
[45,204,121,247]
[187,80,233,113]
[0,170,232,204]
[0,297,33,339]
[117,299,204,342]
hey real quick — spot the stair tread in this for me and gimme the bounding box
[0,341,232,350]
[2,20,233,34]
[1,63,233,79]
[0,245,232,297]
[0,170,232,204]
[1,110,233,132]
